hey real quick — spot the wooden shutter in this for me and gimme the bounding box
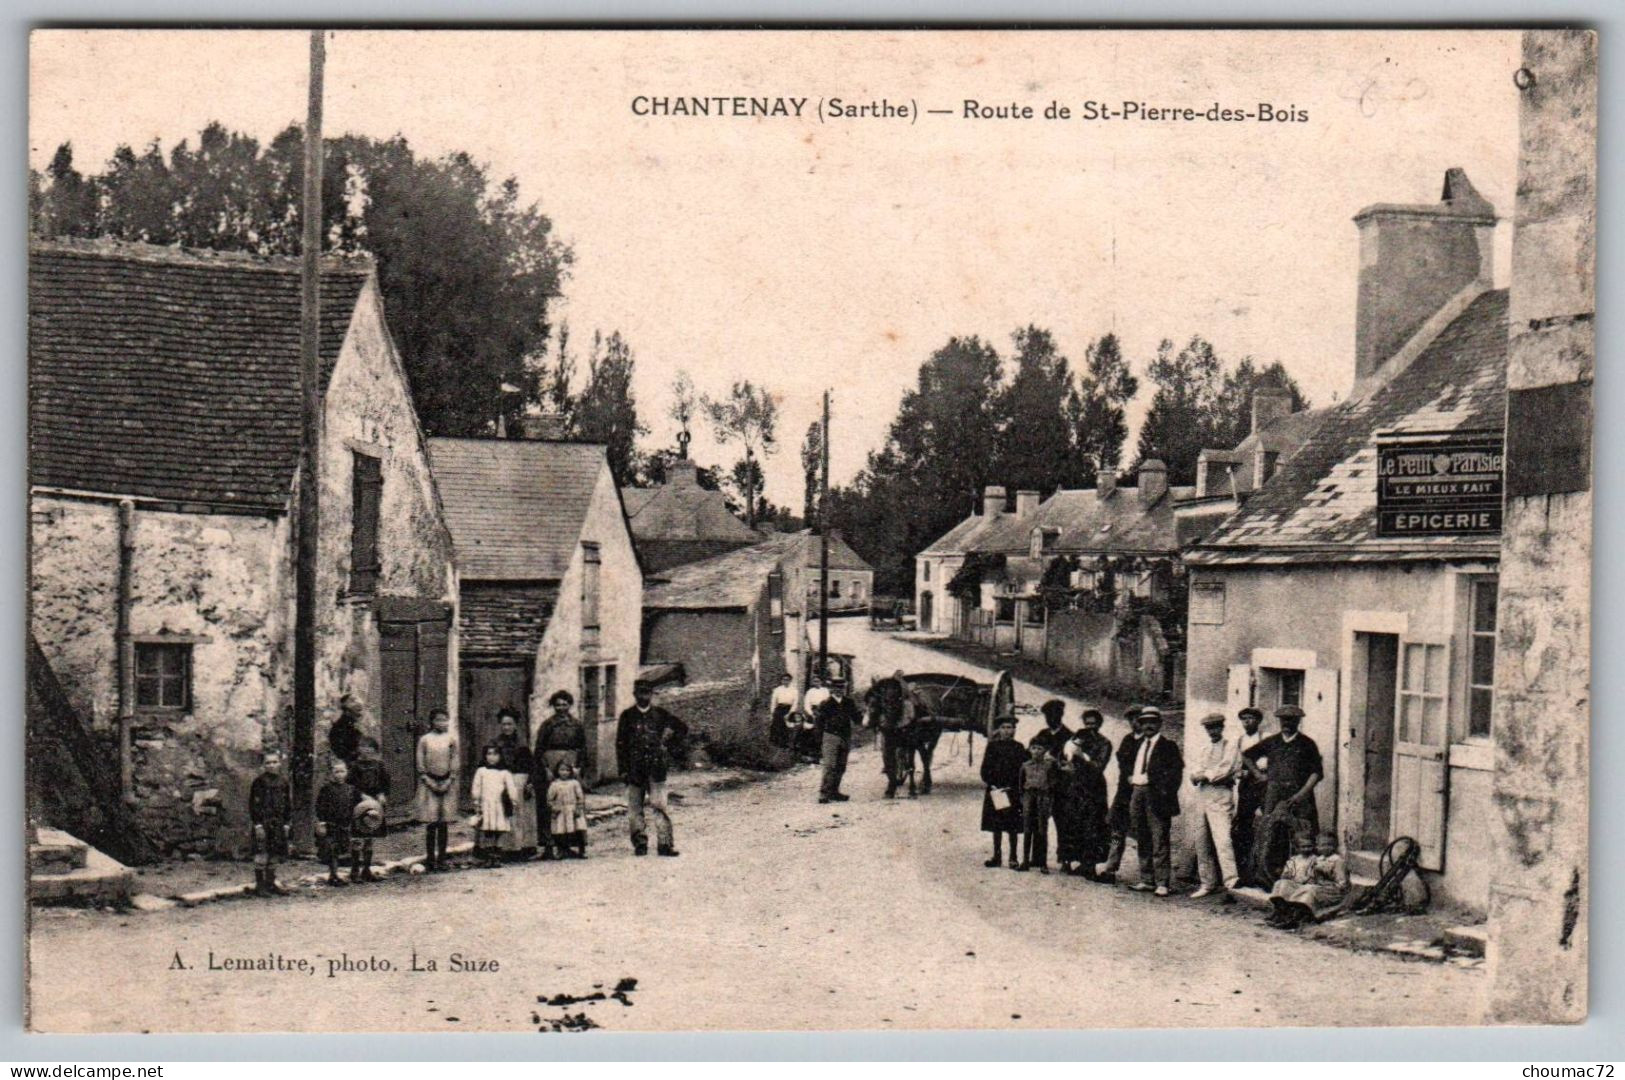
[351,452,383,595]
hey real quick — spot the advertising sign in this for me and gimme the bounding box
[1376,431,1504,537]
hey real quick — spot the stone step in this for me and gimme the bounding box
[1347,849,1384,880]
[30,829,133,906]
[30,840,87,874]
[1443,923,1488,957]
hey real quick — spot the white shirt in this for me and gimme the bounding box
[802,687,830,715]
[1131,733,1160,785]
[770,685,799,710]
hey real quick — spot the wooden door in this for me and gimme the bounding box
[1359,634,1399,850]
[379,622,420,819]
[460,664,531,789]
[1392,639,1450,870]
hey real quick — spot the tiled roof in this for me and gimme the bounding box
[427,437,608,580]
[785,530,873,572]
[923,485,1196,560]
[459,582,558,658]
[643,534,804,610]
[918,512,1004,557]
[1189,289,1508,563]
[29,240,371,510]
[1231,408,1330,458]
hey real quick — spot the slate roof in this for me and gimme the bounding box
[29,240,372,511]
[624,462,760,544]
[643,533,804,610]
[922,484,1196,560]
[1189,289,1508,565]
[783,530,873,573]
[427,437,608,580]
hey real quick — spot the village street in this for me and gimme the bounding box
[28,623,1488,1034]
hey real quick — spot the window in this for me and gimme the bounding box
[851,579,865,602]
[995,597,1017,624]
[1468,578,1499,739]
[922,562,931,582]
[602,663,618,721]
[1023,600,1045,627]
[829,580,842,598]
[581,664,602,727]
[349,451,382,596]
[1263,667,1303,711]
[581,543,601,647]
[1399,642,1448,745]
[135,643,191,710]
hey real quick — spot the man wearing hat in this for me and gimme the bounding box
[1125,704,1183,896]
[1096,704,1144,882]
[616,680,689,856]
[1188,712,1243,897]
[1028,699,1074,759]
[1243,703,1324,835]
[1231,706,1267,885]
[817,676,862,803]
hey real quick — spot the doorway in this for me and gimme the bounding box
[919,591,933,633]
[378,609,451,821]
[1357,632,1400,850]
[460,663,532,794]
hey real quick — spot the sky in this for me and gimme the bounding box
[30,29,1523,506]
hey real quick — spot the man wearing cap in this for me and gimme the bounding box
[1188,712,1242,897]
[1244,704,1324,835]
[817,677,862,803]
[616,680,689,856]
[1125,704,1183,896]
[1096,705,1144,883]
[1028,699,1073,759]
[1231,706,1268,885]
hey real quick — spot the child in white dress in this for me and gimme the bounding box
[548,760,589,859]
[470,744,518,868]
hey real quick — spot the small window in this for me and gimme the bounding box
[995,597,1017,624]
[580,663,603,727]
[922,562,931,582]
[135,643,192,711]
[1263,667,1303,712]
[829,580,842,598]
[1468,578,1498,739]
[1023,600,1045,627]
[603,663,618,721]
[349,451,383,596]
[851,580,865,602]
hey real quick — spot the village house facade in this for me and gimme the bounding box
[1184,170,1507,913]
[427,436,641,784]
[28,240,459,854]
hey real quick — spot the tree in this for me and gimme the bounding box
[1066,333,1139,486]
[1208,357,1311,449]
[543,322,577,421]
[800,419,825,522]
[993,325,1077,496]
[29,123,573,438]
[571,330,646,487]
[703,380,779,529]
[1133,335,1225,485]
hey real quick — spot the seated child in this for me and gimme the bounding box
[1269,831,1349,928]
[469,744,517,869]
[547,761,589,859]
[314,758,358,887]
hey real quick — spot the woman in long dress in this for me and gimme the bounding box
[1055,732,1111,878]
[494,709,538,859]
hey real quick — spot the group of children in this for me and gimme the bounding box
[245,703,592,891]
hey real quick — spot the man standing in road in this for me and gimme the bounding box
[817,677,862,804]
[799,674,831,763]
[1126,704,1183,896]
[1231,706,1267,885]
[1028,699,1073,758]
[616,680,689,857]
[1189,712,1242,898]
[1096,705,1143,883]
[868,669,910,798]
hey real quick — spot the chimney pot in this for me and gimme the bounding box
[1251,386,1293,435]
[1352,168,1496,391]
[982,485,1007,518]
[1138,460,1168,506]
[1015,490,1040,518]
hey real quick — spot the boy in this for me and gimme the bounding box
[315,758,358,886]
[1018,741,1058,874]
[415,707,459,871]
[248,749,292,895]
[348,736,390,882]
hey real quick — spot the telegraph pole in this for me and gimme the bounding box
[818,390,830,673]
[293,29,325,842]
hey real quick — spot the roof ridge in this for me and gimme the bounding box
[30,236,374,274]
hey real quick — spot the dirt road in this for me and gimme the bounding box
[29,626,1487,1033]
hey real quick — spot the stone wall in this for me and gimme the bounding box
[1486,29,1595,1023]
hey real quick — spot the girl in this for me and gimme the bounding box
[469,744,518,869]
[1268,832,1349,928]
[414,708,459,871]
[979,716,1025,870]
[547,760,589,859]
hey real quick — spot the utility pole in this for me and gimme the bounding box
[293,29,325,843]
[818,389,830,674]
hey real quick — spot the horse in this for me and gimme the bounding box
[864,676,943,796]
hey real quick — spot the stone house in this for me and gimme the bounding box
[426,436,642,784]
[28,240,459,854]
[1184,170,1507,912]
[621,457,762,573]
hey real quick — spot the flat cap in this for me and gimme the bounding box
[1201,712,1227,727]
[1238,706,1264,721]
[1275,704,1306,720]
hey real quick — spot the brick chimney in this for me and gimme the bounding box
[669,458,700,487]
[1014,490,1040,518]
[1352,167,1496,390]
[1096,472,1117,502]
[982,485,1007,517]
[1138,460,1168,506]
[1251,385,1293,435]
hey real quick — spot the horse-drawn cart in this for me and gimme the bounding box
[866,669,1025,793]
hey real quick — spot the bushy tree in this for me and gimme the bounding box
[571,331,646,487]
[1208,357,1311,449]
[1133,336,1225,486]
[1066,333,1139,486]
[993,326,1075,497]
[703,380,779,529]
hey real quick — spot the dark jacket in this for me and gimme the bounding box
[328,714,362,765]
[349,758,390,801]
[1028,724,1073,758]
[616,705,688,786]
[495,733,535,775]
[1073,730,1114,774]
[1109,733,1144,831]
[819,694,863,742]
[979,737,1026,833]
[249,772,291,826]
[315,780,358,828]
[1129,734,1185,819]
[536,712,587,753]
